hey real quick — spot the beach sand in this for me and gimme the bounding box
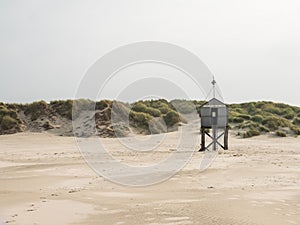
[0,132,299,225]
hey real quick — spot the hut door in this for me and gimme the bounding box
[211,108,218,126]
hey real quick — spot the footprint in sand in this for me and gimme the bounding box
[40,197,47,203]
[26,209,36,212]
[26,203,37,212]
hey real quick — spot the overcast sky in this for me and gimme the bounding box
[1,0,299,105]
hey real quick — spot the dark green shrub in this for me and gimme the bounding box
[262,116,290,131]
[228,111,239,123]
[251,115,263,123]
[290,125,300,135]
[158,105,169,114]
[50,100,73,120]
[0,115,17,129]
[264,119,279,130]
[259,125,270,133]
[129,111,152,128]
[242,129,260,138]
[293,117,300,126]
[235,108,247,114]
[163,110,180,127]
[245,102,256,114]
[282,108,295,120]
[26,100,48,113]
[131,102,148,112]
[146,99,169,107]
[259,101,275,108]
[0,105,18,120]
[232,117,244,123]
[263,104,282,115]
[238,121,256,129]
[275,130,287,137]
[275,103,288,108]
[281,118,292,127]
[144,100,172,115]
[25,100,48,120]
[146,107,161,117]
[0,106,10,117]
[147,100,160,108]
[131,102,161,117]
[238,114,251,120]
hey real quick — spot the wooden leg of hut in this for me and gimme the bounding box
[224,127,229,150]
[212,128,217,151]
[200,128,206,151]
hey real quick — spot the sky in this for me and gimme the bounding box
[0,0,300,105]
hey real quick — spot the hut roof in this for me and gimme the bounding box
[200,98,226,108]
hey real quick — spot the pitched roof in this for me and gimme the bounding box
[200,98,226,108]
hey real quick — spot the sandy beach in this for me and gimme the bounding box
[2,0,300,224]
[0,132,299,225]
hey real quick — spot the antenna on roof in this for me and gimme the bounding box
[211,76,216,99]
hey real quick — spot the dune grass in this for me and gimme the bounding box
[228,101,300,137]
[0,99,299,137]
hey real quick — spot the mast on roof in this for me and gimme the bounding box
[211,76,216,99]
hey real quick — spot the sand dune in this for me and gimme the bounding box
[0,132,299,225]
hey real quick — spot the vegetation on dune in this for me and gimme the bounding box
[163,110,181,127]
[129,111,153,132]
[242,129,260,138]
[0,105,23,134]
[275,130,287,137]
[0,105,17,119]
[50,100,73,120]
[290,125,300,135]
[0,99,299,138]
[293,117,300,126]
[0,115,18,130]
[228,101,300,138]
[251,115,263,123]
[129,99,186,134]
[131,102,161,117]
[24,100,48,120]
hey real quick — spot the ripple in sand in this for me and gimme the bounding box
[286,220,298,224]
[99,209,126,214]
[96,191,140,198]
[164,216,190,221]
